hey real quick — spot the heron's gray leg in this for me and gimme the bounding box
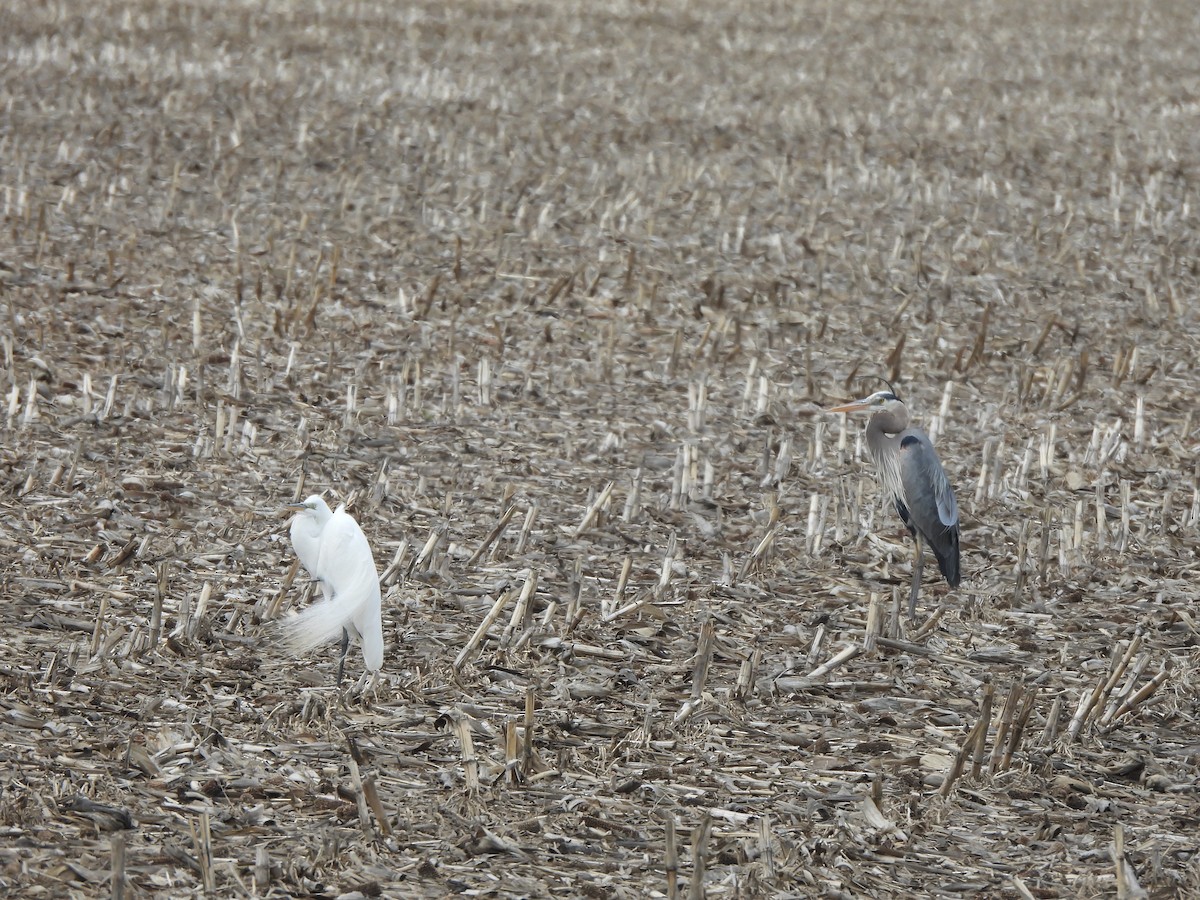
[335,627,350,686]
[908,534,924,622]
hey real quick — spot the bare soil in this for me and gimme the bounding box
[2,0,1199,896]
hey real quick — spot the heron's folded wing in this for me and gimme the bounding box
[899,433,958,529]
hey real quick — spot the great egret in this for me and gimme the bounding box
[282,494,384,682]
[829,387,961,619]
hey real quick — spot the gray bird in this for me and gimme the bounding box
[830,387,960,618]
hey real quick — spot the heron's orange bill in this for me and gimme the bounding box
[828,400,871,414]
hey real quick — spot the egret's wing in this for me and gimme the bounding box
[315,510,377,593]
[354,591,384,673]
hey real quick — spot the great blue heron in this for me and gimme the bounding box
[282,495,384,683]
[830,388,960,619]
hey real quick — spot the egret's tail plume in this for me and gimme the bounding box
[279,593,361,656]
[278,575,383,675]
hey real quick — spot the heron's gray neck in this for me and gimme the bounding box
[866,408,909,504]
[869,406,908,437]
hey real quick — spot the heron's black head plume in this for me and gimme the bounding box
[868,376,901,403]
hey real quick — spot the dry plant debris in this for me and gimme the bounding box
[2,0,1199,897]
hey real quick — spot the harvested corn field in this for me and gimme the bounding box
[2,0,1200,896]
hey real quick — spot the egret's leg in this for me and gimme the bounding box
[908,534,924,622]
[335,627,350,686]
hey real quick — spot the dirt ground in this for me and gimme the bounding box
[2,0,1200,896]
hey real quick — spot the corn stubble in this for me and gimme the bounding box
[0,0,1197,897]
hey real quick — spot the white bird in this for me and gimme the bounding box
[282,494,384,683]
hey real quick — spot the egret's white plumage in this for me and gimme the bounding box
[282,494,383,680]
[290,495,334,603]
